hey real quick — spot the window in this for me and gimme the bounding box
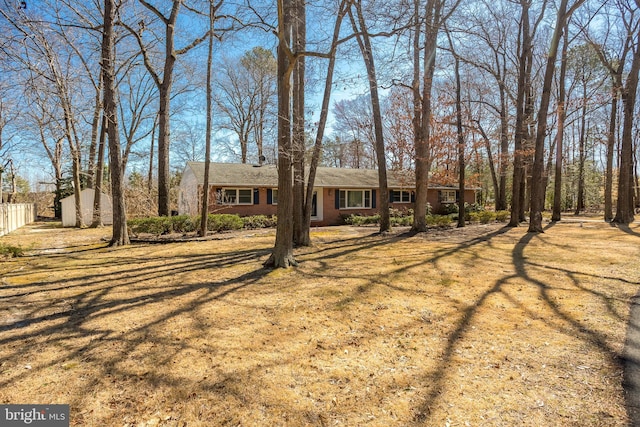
[271,189,278,205]
[392,190,412,203]
[222,189,253,205]
[339,190,371,209]
[440,190,457,203]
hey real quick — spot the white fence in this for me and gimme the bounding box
[0,204,37,237]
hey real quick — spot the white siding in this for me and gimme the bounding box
[61,189,113,227]
[178,165,199,216]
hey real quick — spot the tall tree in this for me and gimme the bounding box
[529,0,585,233]
[124,0,209,216]
[298,0,350,247]
[612,0,640,224]
[350,0,390,233]
[200,0,216,237]
[292,0,307,245]
[585,0,639,222]
[411,0,461,233]
[265,0,297,268]
[102,0,130,246]
[551,22,569,222]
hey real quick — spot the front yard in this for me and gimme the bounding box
[0,220,638,426]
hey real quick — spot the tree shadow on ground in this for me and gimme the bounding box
[410,222,634,425]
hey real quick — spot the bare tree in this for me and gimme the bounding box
[298,0,351,247]
[265,0,297,268]
[551,22,569,222]
[200,0,218,237]
[411,0,461,233]
[529,0,585,233]
[102,0,129,246]
[612,0,640,224]
[123,0,210,216]
[349,0,390,233]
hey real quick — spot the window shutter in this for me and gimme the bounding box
[267,189,273,205]
[438,191,442,202]
[335,189,340,209]
[411,191,416,203]
[253,188,259,205]
[372,190,377,209]
[456,191,460,202]
[389,190,395,203]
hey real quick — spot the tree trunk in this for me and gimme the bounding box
[265,0,297,268]
[604,90,618,221]
[552,24,569,222]
[497,88,509,211]
[612,25,640,224]
[90,114,107,228]
[574,85,587,215]
[299,0,349,246]
[412,0,442,233]
[529,0,572,233]
[351,0,390,233]
[148,114,157,194]
[509,1,531,227]
[292,0,306,245]
[87,84,102,190]
[102,0,129,246]
[451,43,465,228]
[199,1,215,237]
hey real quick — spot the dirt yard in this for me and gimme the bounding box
[0,219,638,426]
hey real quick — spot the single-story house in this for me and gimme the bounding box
[61,188,113,227]
[178,162,479,226]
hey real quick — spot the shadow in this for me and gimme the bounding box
[623,293,640,427]
[2,221,636,425]
[411,221,631,424]
[610,222,640,238]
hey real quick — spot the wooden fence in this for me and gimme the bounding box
[0,203,37,237]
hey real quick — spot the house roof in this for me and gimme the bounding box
[184,162,477,190]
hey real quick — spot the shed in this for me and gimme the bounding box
[61,188,113,227]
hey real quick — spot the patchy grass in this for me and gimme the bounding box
[0,220,639,426]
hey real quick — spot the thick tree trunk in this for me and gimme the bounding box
[102,0,129,246]
[157,82,173,217]
[453,51,465,228]
[292,0,306,245]
[509,1,531,227]
[613,29,640,225]
[265,0,297,268]
[412,1,441,233]
[497,91,509,211]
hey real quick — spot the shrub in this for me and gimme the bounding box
[170,215,197,233]
[0,243,24,258]
[344,214,380,226]
[495,210,510,222]
[206,214,244,232]
[391,215,413,227]
[242,215,277,229]
[426,214,453,227]
[477,210,496,224]
[128,214,245,235]
[127,217,172,235]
